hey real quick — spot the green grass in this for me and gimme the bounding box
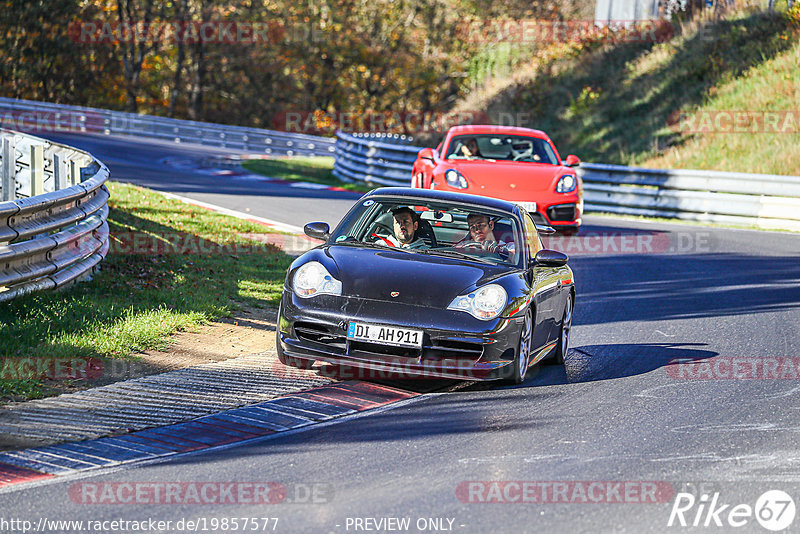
[476,7,800,174]
[0,182,293,402]
[242,156,373,193]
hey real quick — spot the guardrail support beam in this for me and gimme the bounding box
[69,159,79,186]
[30,144,44,196]
[54,153,68,190]
[2,136,15,201]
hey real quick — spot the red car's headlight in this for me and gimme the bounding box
[556,174,577,193]
[445,169,468,189]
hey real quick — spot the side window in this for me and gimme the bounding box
[524,213,543,259]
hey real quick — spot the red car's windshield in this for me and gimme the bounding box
[444,134,558,165]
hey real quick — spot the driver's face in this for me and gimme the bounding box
[393,213,418,243]
[466,139,478,154]
[467,216,493,241]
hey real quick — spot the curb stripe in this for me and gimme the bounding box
[104,436,179,454]
[297,391,378,411]
[0,463,54,487]
[200,415,288,435]
[119,433,204,452]
[0,381,419,489]
[201,414,286,433]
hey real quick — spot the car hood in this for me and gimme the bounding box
[441,160,567,195]
[319,245,509,308]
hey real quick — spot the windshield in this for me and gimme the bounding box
[331,198,522,267]
[444,134,558,164]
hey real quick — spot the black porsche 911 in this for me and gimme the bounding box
[276,187,575,383]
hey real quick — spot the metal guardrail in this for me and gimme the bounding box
[332,131,420,186]
[0,129,110,303]
[579,163,800,232]
[334,131,800,231]
[0,97,335,157]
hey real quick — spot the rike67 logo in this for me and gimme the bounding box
[668,489,796,531]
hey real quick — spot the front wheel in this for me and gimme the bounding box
[553,292,573,365]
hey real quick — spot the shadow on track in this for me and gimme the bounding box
[570,253,800,325]
[517,342,718,388]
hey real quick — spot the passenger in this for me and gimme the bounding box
[456,213,515,259]
[373,207,429,249]
[459,137,483,159]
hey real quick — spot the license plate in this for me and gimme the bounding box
[518,202,537,213]
[347,322,423,349]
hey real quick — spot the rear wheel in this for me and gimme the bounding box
[506,310,533,384]
[553,292,573,365]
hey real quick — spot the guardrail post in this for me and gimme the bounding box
[2,136,15,201]
[69,159,79,186]
[30,144,44,196]
[54,152,68,191]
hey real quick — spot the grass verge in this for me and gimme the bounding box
[242,156,373,193]
[0,181,293,402]
[464,7,800,174]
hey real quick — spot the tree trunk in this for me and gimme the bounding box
[116,0,157,113]
[168,0,188,117]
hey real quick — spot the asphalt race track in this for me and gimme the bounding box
[2,133,800,533]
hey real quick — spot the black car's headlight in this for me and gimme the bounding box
[447,284,508,320]
[445,169,468,189]
[292,261,342,298]
[556,174,577,193]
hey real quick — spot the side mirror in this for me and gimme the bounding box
[304,222,330,241]
[535,249,569,267]
[418,148,438,161]
[564,154,581,167]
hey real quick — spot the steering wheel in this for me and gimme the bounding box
[512,149,533,161]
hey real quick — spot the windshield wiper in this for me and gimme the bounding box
[334,240,415,253]
[418,248,496,264]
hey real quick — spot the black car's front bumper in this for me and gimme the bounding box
[278,291,524,381]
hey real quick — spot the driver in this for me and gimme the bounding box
[455,213,515,259]
[372,207,429,249]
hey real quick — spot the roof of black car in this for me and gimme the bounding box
[364,187,519,213]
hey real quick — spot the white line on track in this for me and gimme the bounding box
[155,190,306,234]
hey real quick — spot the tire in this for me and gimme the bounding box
[552,292,573,365]
[505,310,533,384]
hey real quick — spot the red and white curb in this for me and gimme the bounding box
[0,381,418,489]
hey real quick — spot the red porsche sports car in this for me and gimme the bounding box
[411,125,583,232]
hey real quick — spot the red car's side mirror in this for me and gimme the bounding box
[418,148,437,161]
[564,154,581,167]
